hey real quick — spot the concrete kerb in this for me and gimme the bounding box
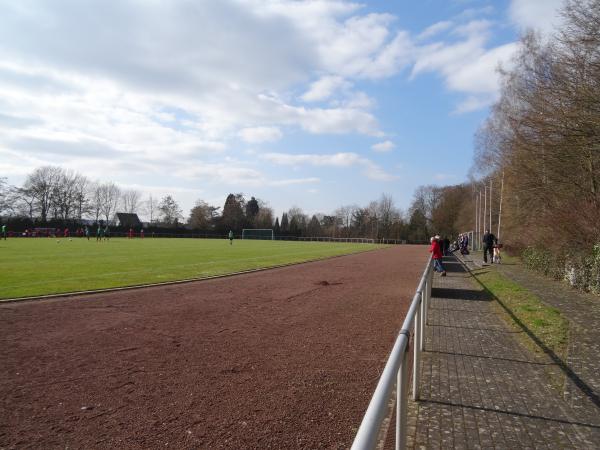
[0,245,394,304]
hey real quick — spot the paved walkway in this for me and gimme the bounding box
[406,255,600,449]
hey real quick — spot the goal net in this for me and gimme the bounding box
[242,229,274,240]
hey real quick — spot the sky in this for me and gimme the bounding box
[0,0,565,220]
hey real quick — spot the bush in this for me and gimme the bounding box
[522,244,600,295]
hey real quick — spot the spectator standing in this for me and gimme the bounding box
[482,229,497,264]
[430,235,446,276]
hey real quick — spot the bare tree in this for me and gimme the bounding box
[143,195,158,224]
[158,195,183,225]
[121,189,142,214]
[0,178,9,215]
[73,175,90,220]
[22,166,62,222]
[89,182,103,224]
[377,194,399,237]
[99,182,121,224]
[335,205,358,237]
[51,169,87,221]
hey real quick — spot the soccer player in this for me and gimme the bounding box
[96,225,103,242]
[228,230,234,245]
[1,224,6,240]
[104,225,110,241]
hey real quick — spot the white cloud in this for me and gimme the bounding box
[239,126,282,143]
[509,0,565,35]
[453,94,496,114]
[301,75,351,102]
[412,20,518,113]
[418,21,453,41]
[270,177,320,186]
[371,140,395,153]
[260,152,395,181]
[261,152,361,167]
[453,19,493,38]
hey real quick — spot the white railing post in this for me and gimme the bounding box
[396,345,410,450]
[413,295,421,400]
[419,289,425,352]
[426,266,432,324]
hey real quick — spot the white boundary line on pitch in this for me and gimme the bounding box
[0,247,392,304]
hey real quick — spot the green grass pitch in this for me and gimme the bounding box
[0,237,387,300]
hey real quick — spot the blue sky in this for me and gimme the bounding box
[0,0,564,219]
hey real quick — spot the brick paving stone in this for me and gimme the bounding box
[406,255,600,449]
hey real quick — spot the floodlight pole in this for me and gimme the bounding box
[483,186,487,235]
[498,171,504,241]
[478,190,482,250]
[489,179,493,236]
[475,193,478,249]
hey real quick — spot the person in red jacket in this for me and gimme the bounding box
[430,235,446,276]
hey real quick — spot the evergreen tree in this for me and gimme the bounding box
[221,193,245,232]
[280,213,289,235]
[245,196,259,225]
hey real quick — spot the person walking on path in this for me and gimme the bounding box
[228,230,234,245]
[482,229,497,264]
[430,235,446,276]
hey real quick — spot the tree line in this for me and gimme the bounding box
[0,166,181,229]
[1,168,421,240]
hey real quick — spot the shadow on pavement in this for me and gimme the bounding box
[421,399,600,430]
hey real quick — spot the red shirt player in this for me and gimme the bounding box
[128,227,134,239]
[64,228,70,238]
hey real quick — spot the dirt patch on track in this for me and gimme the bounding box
[0,245,427,449]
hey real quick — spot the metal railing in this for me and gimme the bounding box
[351,256,433,450]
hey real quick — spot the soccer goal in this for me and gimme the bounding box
[242,229,274,240]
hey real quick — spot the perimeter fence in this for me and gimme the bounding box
[352,255,433,450]
[13,230,419,244]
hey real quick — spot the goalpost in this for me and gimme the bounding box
[241,229,274,240]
